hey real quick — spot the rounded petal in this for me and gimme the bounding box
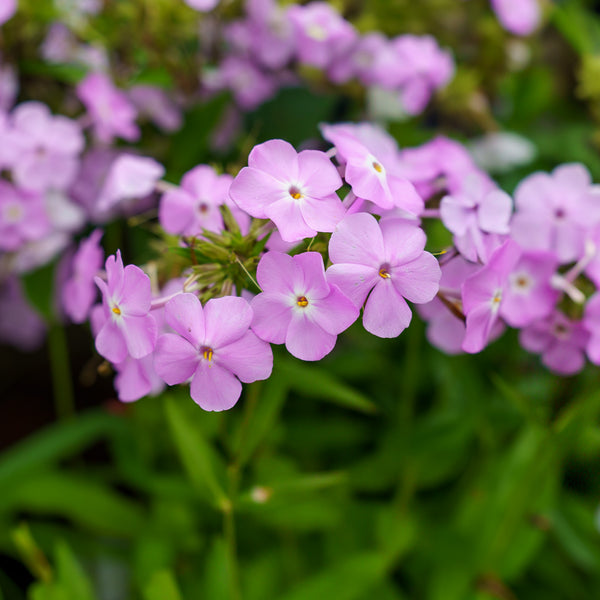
[362,280,412,338]
[251,292,292,344]
[154,333,199,385]
[297,149,342,196]
[190,362,242,411]
[300,193,346,233]
[391,252,441,304]
[159,188,195,235]
[256,251,301,295]
[440,195,471,236]
[248,139,299,182]
[309,285,359,335]
[478,189,512,234]
[229,166,286,218]
[204,295,253,348]
[380,219,427,265]
[95,319,128,363]
[293,252,329,298]
[388,176,424,214]
[120,264,152,315]
[461,304,498,354]
[329,212,384,267]
[218,330,273,383]
[285,313,337,361]
[164,293,205,346]
[326,263,378,307]
[265,198,316,242]
[122,314,157,359]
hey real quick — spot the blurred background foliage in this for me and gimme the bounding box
[3,0,600,599]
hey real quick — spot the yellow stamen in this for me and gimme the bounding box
[289,186,303,200]
[378,267,390,279]
[203,348,214,362]
[372,161,383,173]
[296,296,309,307]
[112,306,121,315]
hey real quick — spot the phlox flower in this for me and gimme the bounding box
[229,139,345,242]
[154,293,273,411]
[461,240,521,354]
[440,173,511,263]
[62,229,104,323]
[251,251,359,361]
[511,164,600,264]
[159,165,233,237]
[322,124,423,215]
[77,72,140,143]
[0,181,49,252]
[0,0,16,25]
[326,213,441,338]
[490,0,540,36]
[94,251,157,363]
[8,101,84,192]
[129,85,182,133]
[520,311,589,375]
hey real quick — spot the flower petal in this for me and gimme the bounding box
[154,333,199,384]
[218,330,273,383]
[204,295,253,348]
[297,149,342,196]
[309,285,359,335]
[362,280,412,338]
[251,292,293,344]
[300,193,346,233]
[122,314,157,359]
[391,252,441,304]
[380,218,427,265]
[326,263,378,307]
[265,198,316,242]
[248,139,299,182]
[95,319,128,363]
[165,293,205,346]
[190,362,242,411]
[285,313,337,361]
[329,212,384,267]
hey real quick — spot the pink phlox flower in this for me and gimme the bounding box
[8,101,84,192]
[129,85,182,133]
[390,35,454,115]
[0,62,18,112]
[0,181,50,252]
[251,251,359,360]
[94,250,157,363]
[77,72,140,143]
[511,163,600,264]
[155,293,273,411]
[490,0,541,36]
[96,154,165,212]
[520,311,589,375]
[114,354,165,403]
[326,213,441,338]
[461,239,521,353]
[229,139,345,242]
[417,254,479,354]
[288,2,357,70]
[321,123,423,214]
[397,136,492,200]
[440,172,512,263]
[185,0,220,11]
[62,229,104,323]
[500,250,559,328]
[159,165,233,237]
[0,0,16,25]
[0,276,46,351]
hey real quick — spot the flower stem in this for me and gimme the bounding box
[48,322,75,420]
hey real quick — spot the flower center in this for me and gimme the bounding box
[198,202,209,214]
[555,208,566,220]
[307,24,327,41]
[372,161,383,173]
[553,323,569,339]
[378,264,391,279]
[296,295,309,307]
[4,203,23,224]
[491,290,502,307]
[289,185,303,200]
[201,346,214,361]
[112,306,122,315]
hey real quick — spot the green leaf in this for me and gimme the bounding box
[54,541,96,600]
[276,552,388,600]
[164,394,228,508]
[0,411,122,489]
[278,358,377,414]
[20,261,57,323]
[1,473,146,539]
[144,570,182,600]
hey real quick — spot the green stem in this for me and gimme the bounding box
[48,322,75,420]
[223,501,242,600]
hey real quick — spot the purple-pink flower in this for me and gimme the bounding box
[159,165,233,237]
[490,0,541,36]
[94,251,157,363]
[251,251,359,360]
[62,229,104,323]
[229,139,345,242]
[326,213,441,338]
[154,293,272,411]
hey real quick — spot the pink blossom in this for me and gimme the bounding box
[155,293,273,411]
[62,229,104,323]
[251,251,359,360]
[0,0,16,26]
[520,311,589,375]
[490,0,541,36]
[8,102,84,192]
[159,165,233,237]
[326,213,440,338]
[229,139,345,242]
[129,85,182,133]
[77,72,140,143]
[0,182,50,252]
[94,251,157,363]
